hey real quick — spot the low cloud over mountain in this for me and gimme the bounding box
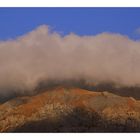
[0,25,140,98]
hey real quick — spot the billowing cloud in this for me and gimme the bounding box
[0,25,140,99]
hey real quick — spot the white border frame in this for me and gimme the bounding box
[0,0,140,7]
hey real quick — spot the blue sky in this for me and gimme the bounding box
[0,8,140,40]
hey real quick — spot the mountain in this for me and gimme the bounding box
[0,87,140,132]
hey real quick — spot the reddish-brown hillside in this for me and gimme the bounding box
[0,87,140,132]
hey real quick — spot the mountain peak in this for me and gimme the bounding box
[0,87,140,132]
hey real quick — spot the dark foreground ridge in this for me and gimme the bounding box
[13,107,140,133]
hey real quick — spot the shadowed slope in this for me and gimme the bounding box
[0,87,140,132]
[1,79,140,104]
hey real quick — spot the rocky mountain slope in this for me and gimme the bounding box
[0,87,140,132]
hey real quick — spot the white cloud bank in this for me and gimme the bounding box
[0,25,140,96]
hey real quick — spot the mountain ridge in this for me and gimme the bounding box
[0,87,140,132]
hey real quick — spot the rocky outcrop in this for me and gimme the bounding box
[0,87,140,132]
